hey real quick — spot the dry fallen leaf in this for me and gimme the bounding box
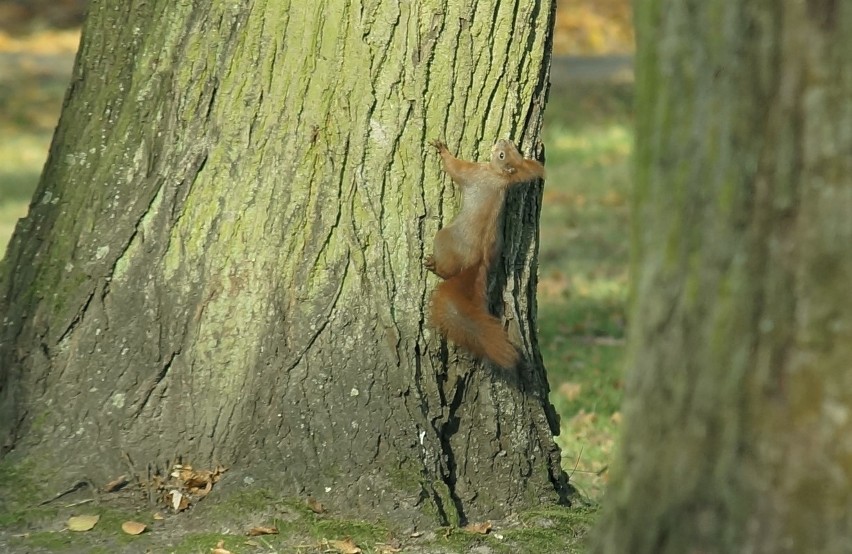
[193,479,214,498]
[306,496,326,513]
[377,543,403,554]
[570,410,598,427]
[171,464,193,480]
[121,521,147,535]
[150,463,228,513]
[558,382,582,401]
[67,514,100,531]
[177,465,226,489]
[328,537,362,554]
[211,539,233,554]
[409,530,423,538]
[462,521,492,535]
[169,489,191,512]
[183,474,210,489]
[247,526,278,536]
[153,512,165,520]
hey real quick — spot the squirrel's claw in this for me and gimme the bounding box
[424,254,437,274]
[429,139,447,153]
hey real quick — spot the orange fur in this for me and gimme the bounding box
[430,266,519,369]
[426,139,544,368]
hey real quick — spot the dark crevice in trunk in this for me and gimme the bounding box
[55,286,96,345]
[434,369,470,525]
[132,349,178,418]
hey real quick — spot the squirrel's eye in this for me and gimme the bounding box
[499,151,505,160]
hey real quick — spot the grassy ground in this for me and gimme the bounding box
[0,41,634,552]
[539,81,633,504]
[0,457,600,553]
[0,37,75,249]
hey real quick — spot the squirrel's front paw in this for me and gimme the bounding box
[429,139,447,153]
[424,255,437,273]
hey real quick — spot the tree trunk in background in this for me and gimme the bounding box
[0,0,568,525]
[595,1,852,552]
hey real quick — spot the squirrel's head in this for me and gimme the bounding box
[490,139,521,174]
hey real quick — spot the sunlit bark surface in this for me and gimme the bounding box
[0,0,569,524]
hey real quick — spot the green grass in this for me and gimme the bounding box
[0,476,595,554]
[0,57,64,251]
[539,81,633,503]
[0,135,47,248]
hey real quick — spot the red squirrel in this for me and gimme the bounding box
[426,138,545,368]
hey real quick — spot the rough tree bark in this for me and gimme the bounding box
[0,0,569,525]
[595,1,852,552]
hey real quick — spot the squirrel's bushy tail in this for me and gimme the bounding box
[430,265,519,369]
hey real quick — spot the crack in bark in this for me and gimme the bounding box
[204,80,219,119]
[133,349,178,418]
[282,255,350,374]
[524,1,554,140]
[54,286,97,346]
[433,369,471,525]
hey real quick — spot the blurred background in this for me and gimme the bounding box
[0,0,634,506]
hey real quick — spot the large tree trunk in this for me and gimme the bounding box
[0,0,568,525]
[595,1,852,551]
